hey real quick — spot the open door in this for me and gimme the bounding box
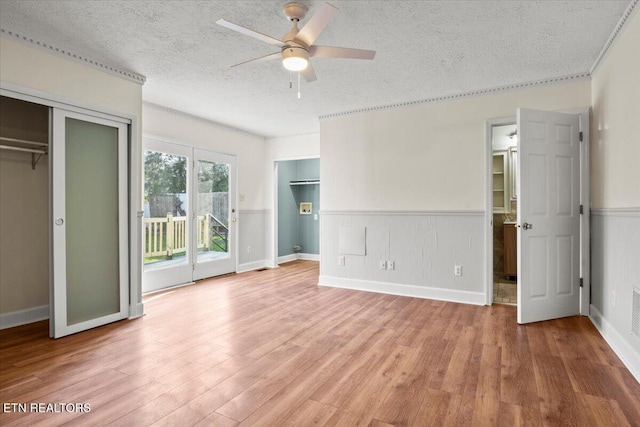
[51,109,129,338]
[517,108,581,324]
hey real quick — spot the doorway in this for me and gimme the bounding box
[491,123,518,305]
[274,158,320,265]
[142,137,237,293]
[0,94,134,338]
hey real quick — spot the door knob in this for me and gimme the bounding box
[523,222,533,230]
[55,218,64,226]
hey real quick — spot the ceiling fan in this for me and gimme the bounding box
[216,2,376,82]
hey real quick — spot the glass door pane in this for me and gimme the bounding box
[65,118,120,325]
[143,151,188,269]
[196,159,230,262]
[51,110,129,338]
[141,138,193,293]
[193,149,236,280]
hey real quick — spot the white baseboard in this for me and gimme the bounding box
[589,304,640,383]
[278,254,298,264]
[237,260,268,273]
[318,275,486,306]
[278,253,320,264]
[297,253,320,261]
[0,305,49,330]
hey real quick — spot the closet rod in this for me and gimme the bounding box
[0,144,47,154]
[0,136,48,147]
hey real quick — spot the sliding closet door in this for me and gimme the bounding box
[51,109,129,338]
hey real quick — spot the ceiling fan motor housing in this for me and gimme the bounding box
[283,2,308,21]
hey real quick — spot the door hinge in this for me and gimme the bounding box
[579,131,583,142]
[579,205,584,214]
[579,277,583,288]
[192,264,195,271]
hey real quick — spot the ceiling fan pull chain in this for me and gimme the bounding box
[298,71,301,99]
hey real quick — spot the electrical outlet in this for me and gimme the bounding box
[454,265,462,276]
[379,260,387,270]
[247,246,251,253]
[387,260,395,270]
[338,256,345,266]
[239,194,245,202]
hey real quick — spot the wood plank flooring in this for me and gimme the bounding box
[1,260,639,426]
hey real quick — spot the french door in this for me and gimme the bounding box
[193,148,236,280]
[51,109,129,338]
[142,138,236,292]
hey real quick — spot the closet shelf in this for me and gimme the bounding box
[0,136,48,170]
[290,179,320,186]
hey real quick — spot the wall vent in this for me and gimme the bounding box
[633,287,640,336]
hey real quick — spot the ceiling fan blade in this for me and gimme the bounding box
[301,63,317,82]
[231,52,281,68]
[216,19,284,47]
[294,2,338,47]
[309,45,376,60]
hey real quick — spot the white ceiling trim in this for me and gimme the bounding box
[143,101,266,140]
[590,0,638,74]
[0,28,146,85]
[319,72,591,121]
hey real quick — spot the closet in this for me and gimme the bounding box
[0,94,131,337]
[0,96,50,323]
[277,158,319,262]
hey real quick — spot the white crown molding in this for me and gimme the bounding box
[319,73,591,120]
[143,101,267,140]
[590,0,639,75]
[0,28,146,85]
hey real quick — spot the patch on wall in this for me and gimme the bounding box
[339,226,366,256]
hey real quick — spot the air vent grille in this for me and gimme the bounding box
[633,287,640,336]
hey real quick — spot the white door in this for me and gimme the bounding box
[193,149,236,280]
[142,139,193,292]
[51,109,129,338]
[517,108,581,324]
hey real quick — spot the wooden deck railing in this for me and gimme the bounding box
[144,214,216,259]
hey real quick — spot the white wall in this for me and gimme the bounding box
[0,37,144,327]
[142,104,268,271]
[0,38,142,119]
[589,8,640,381]
[319,80,591,304]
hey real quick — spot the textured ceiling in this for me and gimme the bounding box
[0,1,632,137]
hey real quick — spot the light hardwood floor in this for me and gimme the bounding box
[1,260,639,426]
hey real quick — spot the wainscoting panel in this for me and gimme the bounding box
[237,210,267,272]
[319,211,485,305]
[590,208,640,381]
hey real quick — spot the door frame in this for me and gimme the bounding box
[141,134,239,292]
[0,82,144,327]
[484,107,590,316]
[270,155,320,269]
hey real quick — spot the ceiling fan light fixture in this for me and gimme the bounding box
[282,47,309,71]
